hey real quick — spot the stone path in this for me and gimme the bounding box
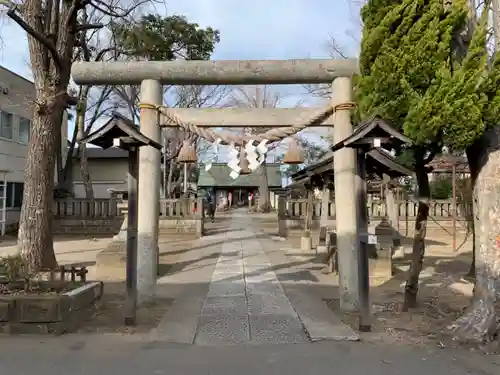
[152,209,357,346]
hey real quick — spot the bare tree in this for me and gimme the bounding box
[65,3,147,199]
[305,35,352,99]
[163,85,230,197]
[0,0,159,272]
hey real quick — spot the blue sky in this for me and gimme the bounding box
[0,0,361,82]
[0,0,362,163]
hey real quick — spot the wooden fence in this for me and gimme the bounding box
[53,198,118,218]
[282,199,472,220]
[54,197,205,219]
[52,198,121,234]
[53,197,204,237]
[277,197,472,240]
[158,197,203,218]
[158,197,204,237]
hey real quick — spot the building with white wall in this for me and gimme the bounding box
[0,66,67,233]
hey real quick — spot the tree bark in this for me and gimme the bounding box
[465,147,480,279]
[166,159,175,197]
[403,157,431,310]
[257,161,270,212]
[452,129,500,343]
[58,122,78,193]
[15,0,82,273]
[18,102,60,273]
[78,145,93,200]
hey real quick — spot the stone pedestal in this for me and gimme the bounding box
[316,245,328,256]
[392,245,406,259]
[96,241,127,281]
[113,214,128,242]
[369,248,393,280]
[301,234,312,252]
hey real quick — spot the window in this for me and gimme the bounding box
[0,182,24,209]
[0,111,13,139]
[18,117,31,143]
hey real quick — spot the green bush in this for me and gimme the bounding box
[430,178,453,199]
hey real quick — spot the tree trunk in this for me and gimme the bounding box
[452,128,500,343]
[403,158,431,310]
[76,89,93,200]
[60,120,79,192]
[166,159,175,197]
[465,147,480,279]
[466,238,476,278]
[257,161,270,212]
[18,106,60,273]
[79,145,93,200]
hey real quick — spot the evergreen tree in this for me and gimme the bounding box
[358,0,469,310]
[358,0,500,343]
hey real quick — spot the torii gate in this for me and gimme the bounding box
[71,59,361,311]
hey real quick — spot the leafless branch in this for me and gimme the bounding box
[5,4,63,71]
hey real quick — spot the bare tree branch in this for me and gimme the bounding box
[4,4,64,71]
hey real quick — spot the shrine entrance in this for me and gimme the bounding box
[71,59,366,332]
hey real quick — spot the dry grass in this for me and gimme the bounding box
[325,285,469,347]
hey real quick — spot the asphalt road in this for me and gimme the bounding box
[0,335,498,375]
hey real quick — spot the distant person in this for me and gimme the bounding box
[228,191,233,208]
[205,193,215,223]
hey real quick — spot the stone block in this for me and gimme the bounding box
[194,315,250,345]
[0,281,103,334]
[201,296,247,316]
[16,298,65,323]
[207,281,246,297]
[247,293,295,315]
[369,248,393,279]
[245,271,278,283]
[249,315,309,344]
[316,245,328,256]
[0,301,11,322]
[246,282,284,296]
[301,235,313,251]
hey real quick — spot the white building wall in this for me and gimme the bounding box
[0,66,68,228]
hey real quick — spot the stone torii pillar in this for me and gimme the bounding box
[137,81,162,305]
[331,77,360,311]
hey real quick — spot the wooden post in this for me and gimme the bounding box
[452,163,457,251]
[317,185,330,254]
[305,188,314,232]
[183,163,188,193]
[278,195,287,238]
[196,196,204,237]
[356,149,371,332]
[125,146,139,326]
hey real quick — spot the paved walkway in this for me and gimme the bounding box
[152,209,357,345]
